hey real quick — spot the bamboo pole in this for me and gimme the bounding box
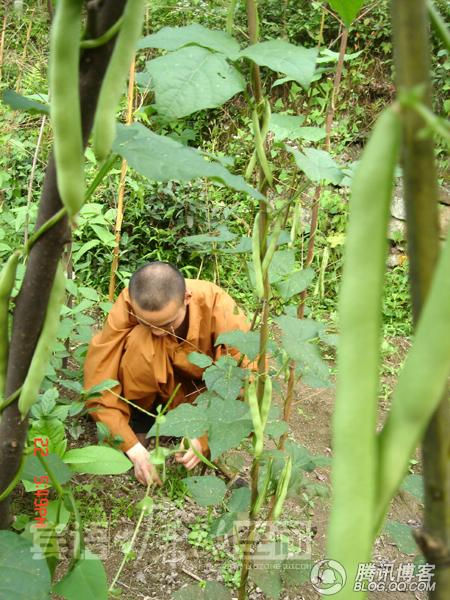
[108,58,135,301]
[390,1,448,597]
[0,9,8,84]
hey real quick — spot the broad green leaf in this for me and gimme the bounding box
[46,499,71,531]
[182,475,227,506]
[2,89,49,115]
[275,315,321,343]
[138,24,240,60]
[85,379,119,398]
[137,46,245,118]
[228,486,251,513]
[148,403,208,438]
[275,268,315,299]
[29,418,67,457]
[249,542,285,599]
[89,224,115,246]
[78,287,99,301]
[53,549,108,600]
[215,330,260,361]
[72,239,100,263]
[222,235,252,254]
[206,395,252,458]
[62,445,132,475]
[384,520,418,555]
[173,581,232,600]
[401,474,424,503]
[240,41,317,89]
[268,249,296,284]
[188,352,213,369]
[317,48,364,63]
[203,355,247,401]
[209,419,253,460]
[209,512,238,537]
[22,452,73,487]
[268,113,305,141]
[286,146,343,184]
[328,0,366,26]
[265,420,289,439]
[113,123,263,200]
[293,343,332,387]
[182,225,237,246]
[281,557,314,586]
[269,114,325,142]
[0,530,51,600]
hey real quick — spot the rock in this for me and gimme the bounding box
[439,203,450,238]
[391,193,406,220]
[388,217,407,241]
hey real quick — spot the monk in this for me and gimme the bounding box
[83,261,253,487]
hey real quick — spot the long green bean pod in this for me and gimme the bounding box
[259,375,272,431]
[0,251,20,402]
[252,457,273,516]
[375,232,450,534]
[92,0,146,161]
[252,212,264,299]
[327,105,401,591]
[272,456,292,520]
[49,0,85,217]
[252,107,273,186]
[261,215,283,276]
[247,380,263,458]
[18,263,66,419]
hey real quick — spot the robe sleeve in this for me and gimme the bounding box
[83,289,140,452]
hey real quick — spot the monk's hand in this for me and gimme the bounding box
[126,442,162,487]
[174,438,204,471]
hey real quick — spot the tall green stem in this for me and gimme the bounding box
[390,1,449,596]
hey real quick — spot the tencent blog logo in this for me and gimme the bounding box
[310,559,347,595]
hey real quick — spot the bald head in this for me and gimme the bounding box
[128,262,186,311]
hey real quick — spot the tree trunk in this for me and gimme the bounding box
[0,0,127,530]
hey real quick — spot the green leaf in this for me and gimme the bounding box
[286,146,343,184]
[138,24,240,60]
[265,420,289,439]
[203,356,247,402]
[0,530,51,600]
[182,225,237,246]
[268,114,325,142]
[148,403,208,438]
[22,453,73,487]
[240,41,317,89]
[62,446,132,475]
[72,239,100,264]
[281,557,314,586]
[206,396,252,459]
[275,315,321,344]
[268,249,296,284]
[215,330,260,361]
[328,0,366,26]
[228,486,251,512]
[275,268,315,299]
[182,475,227,506]
[384,520,418,555]
[188,352,213,368]
[137,46,245,118]
[53,549,108,600]
[2,89,49,115]
[209,419,253,460]
[85,379,119,398]
[173,581,232,600]
[78,287,99,301]
[29,418,67,457]
[209,512,238,537]
[249,542,285,599]
[401,474,424,503]
[268,113,305,141]
[113,123,263,200]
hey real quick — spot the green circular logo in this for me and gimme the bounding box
[310,559,347,595]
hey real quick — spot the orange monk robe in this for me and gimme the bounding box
[83,279,257,455]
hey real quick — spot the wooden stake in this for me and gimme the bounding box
[108,58,135,301]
